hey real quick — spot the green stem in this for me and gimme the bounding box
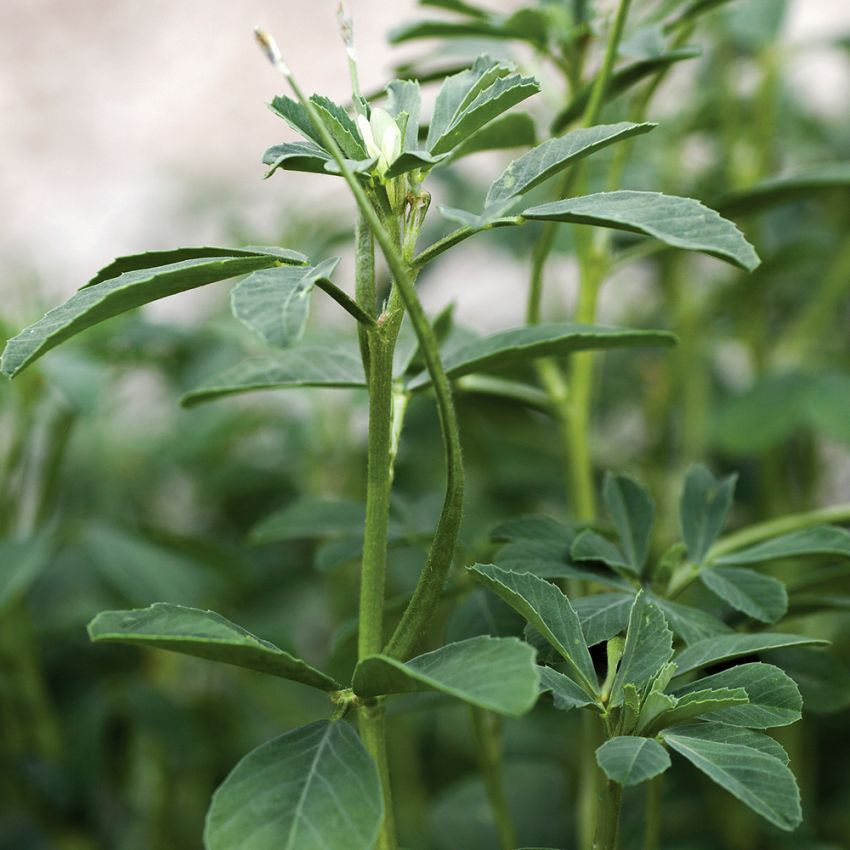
[592,777,623,850]
[359,701,397,850]
[643,774,663,850]
[469,707,516,850]
[355,213,376,376]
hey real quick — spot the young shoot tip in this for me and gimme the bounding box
[336,2,354,50]
[253,26,290,76]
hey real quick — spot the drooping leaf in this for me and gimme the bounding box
[204,720,383,850]
[654,597,732,644]
[551,48,702,132]
[717,162,850,216]
[230,259,341,348]
[596,736,671,787]
[661,723,802,830]
[573,593,634,646]
[523,192,760,271]
[610,592,673,704]
[468,563,597,694]
[262,141,332,177]
[673,633,828,676]
[699,566,788,623]
[680,464,737,564]
[353,636,539,717]
[430,73,541,155]
[673,663,801,728]
[603,472,655,575]
[249,498,366,545]
[181,345,367,407]
[2,254,289,378]
[486,122,656,207]
[407,323,676,390]
[538,666,599,712]
[88,603,341,690]
[714,526,850,565]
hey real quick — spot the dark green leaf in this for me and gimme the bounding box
[680,464,737,564]
[204,720,383,850]
[662,723,802,830]
[468,563,597,694]
[2,254,286,378]
[699,566,787,623]
[539,666,599,711]
[654,597,732,644]
[573,593,634,646]
[571,530,632,574]
[269,95,324,146]
[407,323,676,390]
[523,192,760,271]
[486,122,655,206]
[262,141,332,176]
[88,603,341,690]
[309,94,366,160]
[353,636,539,716]
[181,345,367,406]
[384,150,447,178]
[603,472,655,574]
[673,663,801,728]
[649,687,749,730]
[596,736,671,787]
[673,633,828,676]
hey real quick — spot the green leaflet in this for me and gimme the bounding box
[662,723,802,830]
[572,593,634,647]
[384,150,447,178]
[571,530,633,574]
[248,498,368,545]
[680,464,737,564]
[699,566,788,623]
[522,191,760,271]
[407,323,677,390]
[262,141,332,177]
[204,720,383,850]
[551,48,702,132]
[88,603,341,690]
[647,687,750,731]
[269,95,325,147]
[714,526,850,565]
[468,563,597,694]
[1,254,287,378]
[83,245,307,288]
[539,666,599,712]
[653,597,733,645]
[230,258,340,348]
[673,662,802,728]
[610,592,673,705]
[486,122,656,206]
[448,112,537,161]
[717,162,850,215]
[308,94,367,160]
[180,345,367,407]
[672,633,829,676]
[595,736,671,787]
[353,636,539,717]
[603,472,655,575]
[385,79,422,151]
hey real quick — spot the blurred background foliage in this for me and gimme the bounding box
[2,0,850,848]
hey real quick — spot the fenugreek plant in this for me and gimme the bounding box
[3,6,848,850]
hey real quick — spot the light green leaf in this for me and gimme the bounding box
[353,636,539,717]
[611,592,673,705]
[431,73,541,155]
[717,162,850,216]
[523,192,760,271]
[603,472,654,575]
[204,720,383,850]
[408,323,676,390]
[699,566,787,623]
[84,245,306,288]
[468,563,597,694]
[662,723,802,830]
[309,94,367,160]
[88,603,340,690]
[649,688,749,732]
[573,593,634,646]
[654,597,733,644]
[596,736,671,787]
[385,80,422,150]
[673,633,829,676]
[262,141,332,177]
[664,721,790,762]
[673,663,801,728]
[181,345,367,407]
[551,48,701,132]
[714,526,850,565]
[230,258,340,348]
[249,498,366,545]
[680,464,737,564]
[486,122,655,207]
[539,666,598,711]
[2,254,287,378]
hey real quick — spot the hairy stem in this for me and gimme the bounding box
[469,707,516,850]
[359,701,397,850]
[592,777,623,850]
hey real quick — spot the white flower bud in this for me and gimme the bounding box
[357,108,401,178]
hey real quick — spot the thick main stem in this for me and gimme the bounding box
[592,777,623,850]
[359,702,396,850]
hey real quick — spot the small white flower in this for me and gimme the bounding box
[357,108,402,178]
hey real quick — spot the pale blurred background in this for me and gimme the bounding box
[1,0,849,326]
